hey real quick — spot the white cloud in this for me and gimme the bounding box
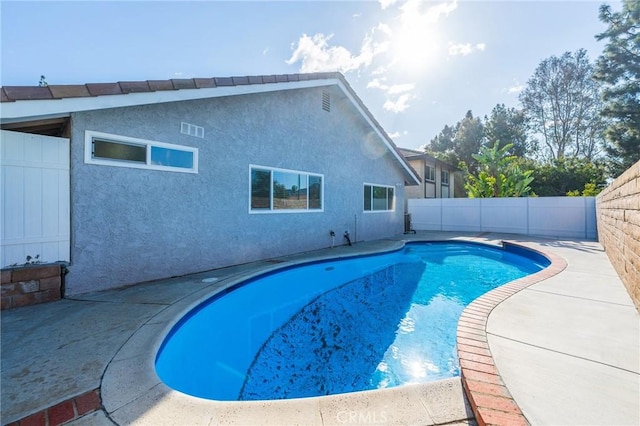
[371,65,388,76]
[376,23,392,36]
[286,32,383,73]
[388,130,409,139]
[367,78,415,95]
[423,0,458,23]
[367,77,387,90]
[508,84,524,94]
[398,0,458,24]
[384,93,414,113]
[388,83,415,95]
[379,0,400,10]
[448,43,472,56]
[448,42,486,56]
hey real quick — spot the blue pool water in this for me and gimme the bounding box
[155,242,549,401]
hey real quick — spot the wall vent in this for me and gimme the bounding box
[322,91,331,112]
[180,122,204,138]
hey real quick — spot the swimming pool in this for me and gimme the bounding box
[155,241,549,401]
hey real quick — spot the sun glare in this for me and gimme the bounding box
[388,1,447,73]
[392,24,441,72]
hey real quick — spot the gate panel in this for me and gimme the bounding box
[1,130,70,267]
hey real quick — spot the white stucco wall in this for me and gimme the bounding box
[66,86,407,294]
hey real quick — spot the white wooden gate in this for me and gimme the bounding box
[1,130,70,267]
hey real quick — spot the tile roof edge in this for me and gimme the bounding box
[0,72,344,103]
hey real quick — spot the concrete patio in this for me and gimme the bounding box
[1,231,638,425]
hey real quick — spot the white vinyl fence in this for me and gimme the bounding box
[1,130,70,267]
[408,197,597,239]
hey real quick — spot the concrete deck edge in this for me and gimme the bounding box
[456,240,568,426]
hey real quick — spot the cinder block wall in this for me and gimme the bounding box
[596,160,640,312]
[1,264,62,310]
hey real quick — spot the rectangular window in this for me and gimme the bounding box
[425,165,435,182]
[85,131,197,173]
[250,165,323,213]
[441,170,450,185]
[363,184,394,212]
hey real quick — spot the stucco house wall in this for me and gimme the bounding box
[66,86,408,294]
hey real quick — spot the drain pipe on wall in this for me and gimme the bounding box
[354,214,357,244]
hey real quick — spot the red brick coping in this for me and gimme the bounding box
[457,241,568,426]
[5,389,101,426]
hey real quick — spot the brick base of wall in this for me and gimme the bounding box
[1,264,64,310]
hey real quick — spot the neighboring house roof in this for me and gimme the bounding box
[0,72,420,185]
[398,147,458,171]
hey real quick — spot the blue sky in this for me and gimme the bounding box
[1,1,615,150]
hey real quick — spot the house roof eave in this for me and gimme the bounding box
[1,72,420,185]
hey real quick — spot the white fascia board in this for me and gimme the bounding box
[335,81,421,186]
[0,79,337,124]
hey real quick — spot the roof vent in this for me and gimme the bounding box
[322,91,331,112]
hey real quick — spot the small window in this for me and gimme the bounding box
[425,165,435,182]
[364,184,394,212]
[250,165,323,213]
[85,131,198,173]
[441,170,450,185]
[93,139,146,163]
[151,146,194,169]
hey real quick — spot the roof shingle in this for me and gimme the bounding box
[0,72,344,103]
[3,86,53,101]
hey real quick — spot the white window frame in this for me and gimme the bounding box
[84,130,198,173]
[249,164,324,214]
[363,183,395,213]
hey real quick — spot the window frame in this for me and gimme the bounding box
[425,165,436,182]
[249,165,324,214]
[84,131,198,173]
[363,183,395,213]
[441,170,450,186]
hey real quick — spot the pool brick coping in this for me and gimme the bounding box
[5,389,101,426]
[456,240,568,426]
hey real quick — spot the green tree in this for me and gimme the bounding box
[465,142,534,197]
[484,104,535,157]
[593,0,640,177]
[424,111,485,174]
[520,49,606,160]
[567,182,602,196]
[530,157,607,196]
[456,111,485,174]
